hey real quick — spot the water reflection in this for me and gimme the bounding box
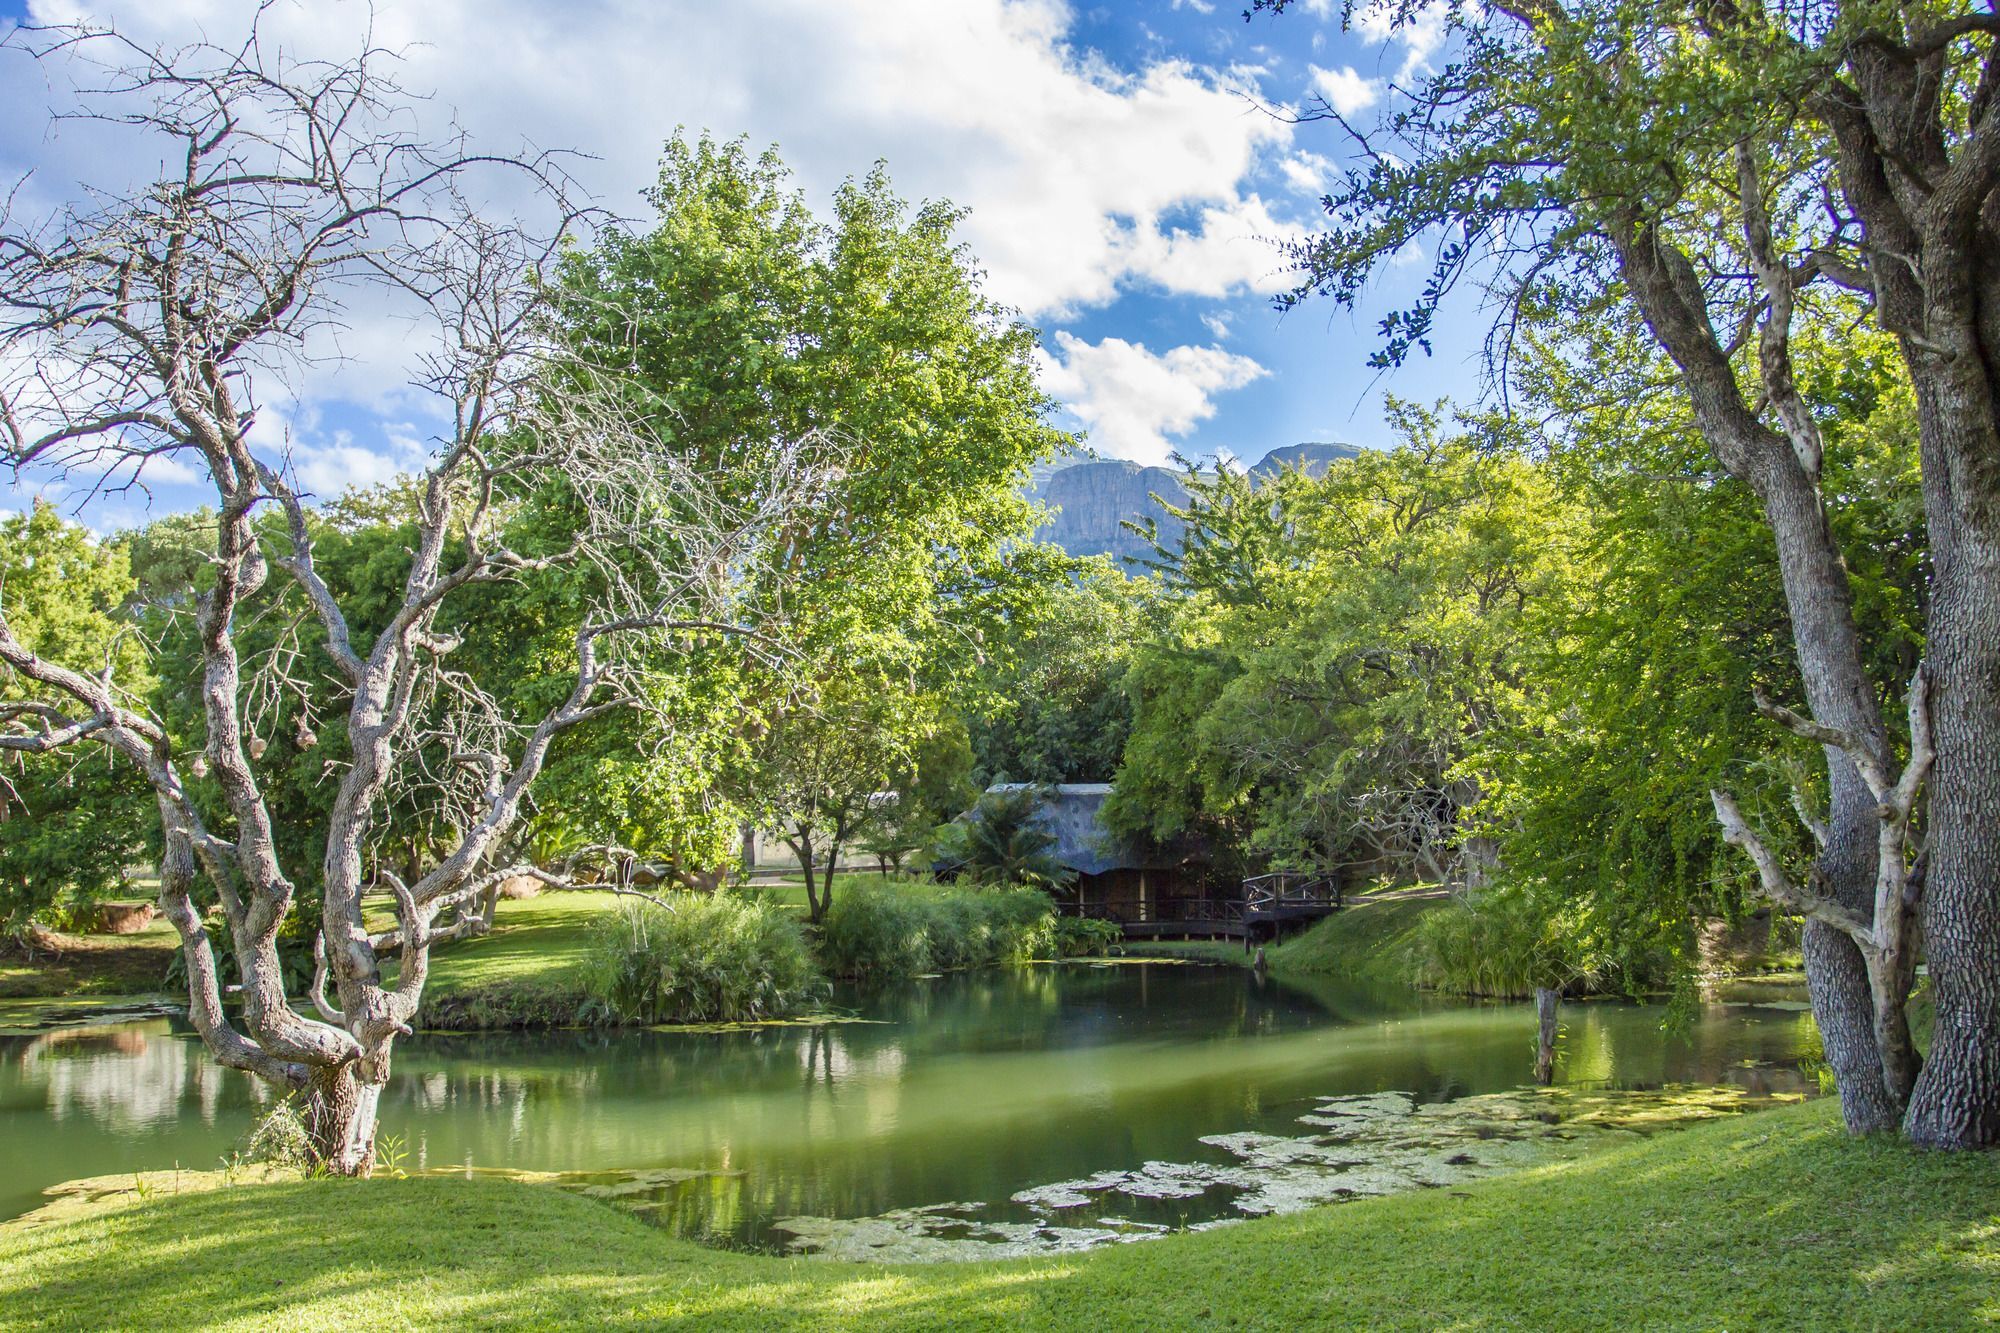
[1,964,1817,1245]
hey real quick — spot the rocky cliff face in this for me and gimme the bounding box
[1030,442,1359,566]
[1248,441,1361,481]
[1029,460,1188,566]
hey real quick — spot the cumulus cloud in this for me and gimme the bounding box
[2,0,1314,509]
[13,0,1294,323]
[1310,64,1382,116]
[1353,0,1453,79]
[1281,150,1336,193]
[1037,332,1267,466]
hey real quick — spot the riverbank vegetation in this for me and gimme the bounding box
[3,1098,1993,1329]
[818,882,1056,980]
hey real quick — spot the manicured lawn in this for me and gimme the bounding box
[0,1099,1991,1330]
[0,917,179,999]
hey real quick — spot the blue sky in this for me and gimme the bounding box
[0,0,1484,528]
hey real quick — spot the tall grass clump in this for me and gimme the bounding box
[1408,888,1607,999]
[818,882,1055,980]
[583,893,826,1024]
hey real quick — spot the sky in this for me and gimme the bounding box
[0,0,1487,530]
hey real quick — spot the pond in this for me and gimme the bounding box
[0,963,1818,1259]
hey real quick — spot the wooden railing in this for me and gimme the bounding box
[1240,872,1342,912]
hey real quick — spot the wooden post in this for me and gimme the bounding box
[1534,987,1560,1085]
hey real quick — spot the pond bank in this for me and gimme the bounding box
[2,1098,1991,1329]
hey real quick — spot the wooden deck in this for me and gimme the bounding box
[1060,872,1342,943]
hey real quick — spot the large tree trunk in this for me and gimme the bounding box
[1902,385,2000,1149]
[302,1062,382,1177]
[1614,223,1907,1133]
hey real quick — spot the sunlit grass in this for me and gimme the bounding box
[1,1099,1992,1329]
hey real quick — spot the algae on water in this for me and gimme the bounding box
[748,1083,1804,1263]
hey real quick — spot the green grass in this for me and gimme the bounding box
[1262,890,1443,983]
[0,918,180,999]
[1,1099,1993,1329]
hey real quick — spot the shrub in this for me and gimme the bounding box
[1408,888,1607,998]
[583,893,826,1024]
[817,882,1055,979]
[1054,915,1121,957]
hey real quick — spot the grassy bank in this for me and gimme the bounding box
[0,918,179,1000]
[1,1099,1992,1329]
[1126,890,1446,983]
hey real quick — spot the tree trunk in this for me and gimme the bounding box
[820,814,847,914]
[1533,987,1558,1085]
[302,1062,381,1177]
[1613,224,1906,1133]
[794,833,823,923]
[1903,387,2000,1149]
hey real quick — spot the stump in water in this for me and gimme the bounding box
[1534,987,1559,1084]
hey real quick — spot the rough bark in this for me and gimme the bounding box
[1533,987,1558,1085]
[1902,383,2000,1148]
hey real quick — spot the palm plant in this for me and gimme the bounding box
[960,788,1074,892]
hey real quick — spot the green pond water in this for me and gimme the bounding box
[0,963,1818,1259]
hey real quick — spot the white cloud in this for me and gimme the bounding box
[1309,64,1383,116]
[1353,0,1452,80]
[1173,0,1217,12]
[1037,332,1267,466]
[1122,193,1304,298]
[6,1,1318,510]
[1281,150,1336,193]
[283,425,431,499]
[14,0,1294,324]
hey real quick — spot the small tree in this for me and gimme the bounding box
[735,673,953,921]
[0,17,838,1172]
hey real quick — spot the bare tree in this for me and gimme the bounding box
[0,13,839,1172]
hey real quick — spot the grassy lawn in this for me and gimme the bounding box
[1266,888,1443,982]
[0,1099,1992,1330]
[0,917,179,1000]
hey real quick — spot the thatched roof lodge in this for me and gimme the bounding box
[982,783,1200,923]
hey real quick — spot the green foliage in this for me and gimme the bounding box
[582,894,826,1025]
[815,882,1055,980]
[955,788,1074,892]
[1053,915,1121,958]
[1471,323,1926,980]
[1407,890,1616,1000]
[967,561,1149,786]
[560,133,1072,895]
[1108,407,1575,883]
[0,504,157,931]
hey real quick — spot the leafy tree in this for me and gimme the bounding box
[966,559,1148,787]
[0,504,156,932]
[1253,0,2000,1145]
[560,135,1072,913]
[733,672,964,921]
[1110,409,1575,886]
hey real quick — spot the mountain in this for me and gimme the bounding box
[1248,441,1362,481]
[1029,442,1356,566]
[1028,459,1188,566]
